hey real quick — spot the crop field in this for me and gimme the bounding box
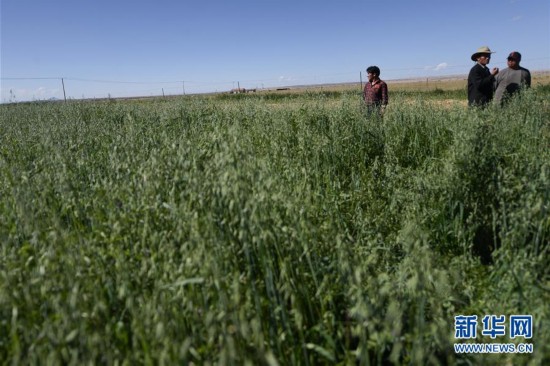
[1,82,549,365]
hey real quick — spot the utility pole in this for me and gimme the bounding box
[61,78,67,102]
[360,72,363,91]
[182,81,186,95]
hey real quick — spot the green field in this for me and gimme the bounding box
[1,86,549,365]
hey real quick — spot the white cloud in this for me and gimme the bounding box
[434,62,448,71]
[1,87,60,102]
[512,15,523,21]
[425,63,449,72]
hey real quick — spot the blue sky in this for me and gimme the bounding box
[1,0,549,101]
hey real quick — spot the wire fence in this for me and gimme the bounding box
[2,58,549,103]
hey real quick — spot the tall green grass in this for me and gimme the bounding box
[1,88,549,365]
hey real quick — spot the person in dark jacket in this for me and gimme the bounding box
[468,46,499,107]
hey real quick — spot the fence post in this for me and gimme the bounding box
[61,78,67,102]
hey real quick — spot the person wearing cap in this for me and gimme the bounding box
[363,66,388,116]
[468,46,499,107]
[494,51,531,106]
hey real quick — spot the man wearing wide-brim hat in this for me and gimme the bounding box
[468,46,500,107]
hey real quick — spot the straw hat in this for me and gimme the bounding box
[471,46,495,61]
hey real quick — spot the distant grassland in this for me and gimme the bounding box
[1,83,549,364]
[286,71,550,93]
[226,71,550,109]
